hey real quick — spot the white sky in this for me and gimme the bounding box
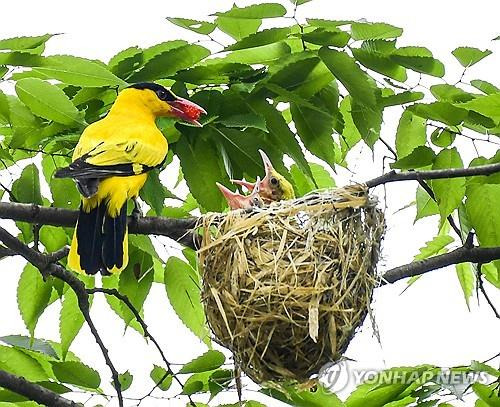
[1,1,500,406]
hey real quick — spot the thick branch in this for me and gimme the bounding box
[0,226,124,407]
[381,245,500,284]
[366,162,500,188]
[0,202,198,249]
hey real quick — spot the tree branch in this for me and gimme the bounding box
[0,226,124,407]
[0,369,78,407]
[365,162,500,188]
[0,202,198,249]
[381,244,500,285]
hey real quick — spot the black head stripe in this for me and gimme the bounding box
[128,82,176,102]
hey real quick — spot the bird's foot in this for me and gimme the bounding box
[132,198,143,221]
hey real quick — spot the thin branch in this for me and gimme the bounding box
[381,244,500,285]
[0,369,78,407]
[0,226,124,407]
[0,202,198,249]
[86,287,197,407]
[477,264,500,319]
[366,162,500,188]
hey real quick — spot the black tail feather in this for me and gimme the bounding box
[102,204,127,272]
[76,203,105,275]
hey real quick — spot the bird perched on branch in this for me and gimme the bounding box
[232,149,295,203]
[55,83,206,275]
[217,177,263,210]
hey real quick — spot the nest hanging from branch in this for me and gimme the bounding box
[197,184,385,383]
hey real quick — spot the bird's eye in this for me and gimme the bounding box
[156,89,167,100]
[253,197,261,206]
[270,177,278,186]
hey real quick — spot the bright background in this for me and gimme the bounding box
[0,1,499,406]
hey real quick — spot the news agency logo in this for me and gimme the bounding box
[318,361,491,395]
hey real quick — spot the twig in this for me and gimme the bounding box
[366,162,500,188]
[0,202,198,249]
[0,369,78,407]
[380,244,500,284]
[86,287,197,407]
[477,264,500,319]
[0,226,124,407]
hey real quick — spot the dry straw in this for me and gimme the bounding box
[197,184,385,383]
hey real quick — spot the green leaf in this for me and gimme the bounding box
[0,335,58,359]
[179,350,225,374]
[351,22,403,40]
[15,78,82,125]
[473,382,500,407]
[290,164,315,196]
[175,63,263,85]
[108,46,143,79]
[350,99,382,148]
[339,96,362,161]
[452,47,492,67]
[457,94,500,123]
[319,47,377,107]
[33,55,128,87]
[51,361,101,389]
[290,0,313,4]
[216,17,262,41]
[226,27,291,51]
[60,289,85,360]
[310,163,335,189]
[352,46,407,82]
[470,79,500,95]
[430,148,465,220]
[380,91,424,107]
[0,34,53,52]
[409,102,468,126]
[395,110,427,159]
[39,225,68,252]
[214,3,287,19]
[50,178,80,209]
[140,169,168,215]
[219,113,267,132]
[130,44,210,82]
[167,17,216,35]
[0,345,48,382]
[481,262,500,289]
[466,184,500,248]
[118,371,133,391]
[0,89,9,122]
[430,84,475,103]
[264,385,345,407]
[390,47,445,77]
[8,97,41,148]
[12,164,43,205]
[302,28,350,47]
[150,365,173,391]
[291,102,337,168]
[214,42,291,64]
[17,264,52,337]
[414,235,454,260]
[175,135,228,212]
[164,257,210,345]
[391,146,435,169]
[455,263,475,309]
[430,128,454,148]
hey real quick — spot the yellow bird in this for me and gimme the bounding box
[55,83,206,275]
[232,149,295,203]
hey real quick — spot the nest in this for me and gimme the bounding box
[197,184,385,383]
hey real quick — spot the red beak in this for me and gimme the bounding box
[168,97,207,127]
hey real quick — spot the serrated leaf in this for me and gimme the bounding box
[180,350,225,374]
[351,22,403,40]
[391,146,435,169]
[60,289,85,360]
[216,17,262,41]
[214,3,286,19]
[166,17,216,35]
[381,91,424,107]
[481,262,500,289]
[414,235,454,261]
[118,371,133,391]
[175,63,262,85]
[352,46,407,82]
[339,96,362,161]
[215,42,291,64]
[32,55,127,87]
[455,263,474,309]
[452,47,492,67]
[430,128,455,148]
[469,79,500,95]
[17,264,52,337]
[395,110,427,159]
[264,384,345,407]
[466,184,500,248]
[409,102,467,126]
[290,164,315,196]
[140,169,168,215]
[0,335,58,359]
[15,78,82,125]
[457,94,500,123]
[150,365,173,391]
[319,47,377,107]
[350,99,382,148]
[0,34,53,52]
[8,97,41,149]
[108,46,143,79]
[51,361,100,389]
[302,28,350,47]
[130,44,210,82]
[430,148,465,220]
[391,47,445,77]
[219,113,267,132]
[164,257,210,345]
[226,27,291,51]
[12,164,43,205]
[39,225,67,253]
[0,345,49,382]
[310,163,335,189]
[0,89,9,122]
[430,84,475,103]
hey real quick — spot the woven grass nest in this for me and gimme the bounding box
[197,184,385,383]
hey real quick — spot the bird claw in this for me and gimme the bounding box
[132,199,143,221]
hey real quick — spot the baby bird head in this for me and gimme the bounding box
[217,177,263,210]
[232,150,295,203]
[121,83,206,125]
